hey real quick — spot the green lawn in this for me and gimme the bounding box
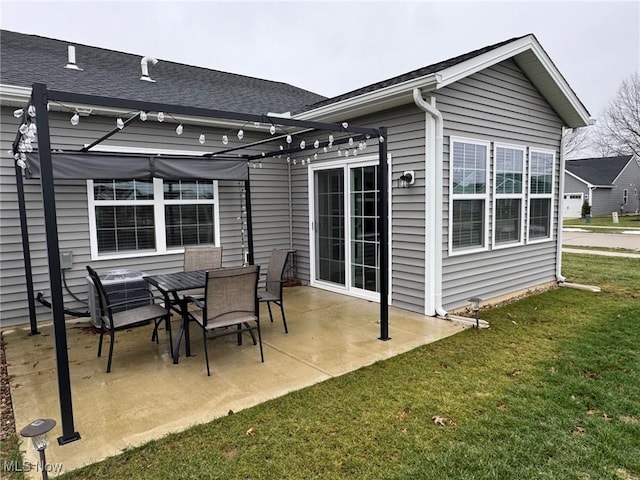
[564,214,640,232]
[4,253,639,480]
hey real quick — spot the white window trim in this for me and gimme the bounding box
[526,148,555,244]
[448,136,491,256]
[87,178,220,261]
[492,143,526,249]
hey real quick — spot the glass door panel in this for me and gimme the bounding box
[315,169,345,285]
[350,165,379,293]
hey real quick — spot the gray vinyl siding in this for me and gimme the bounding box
[436,59,563,311]
[0,108,286,326]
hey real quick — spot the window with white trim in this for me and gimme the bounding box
[493,144,525,246]
[450,138,489,252]
[88,178,219,258]
[528,149,554,241]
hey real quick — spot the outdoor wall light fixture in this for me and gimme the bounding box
[398,171,415,188]
[468,296,482,331]
[19,418,56,480]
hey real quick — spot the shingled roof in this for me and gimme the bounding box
[0,30,326,115]
[565,156,634,186]
[306,35,528,111]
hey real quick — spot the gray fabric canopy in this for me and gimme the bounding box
[25,151,249,181]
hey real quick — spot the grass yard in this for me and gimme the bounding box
[4,253,639,480]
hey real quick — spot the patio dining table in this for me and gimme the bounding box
[143,270,207,364]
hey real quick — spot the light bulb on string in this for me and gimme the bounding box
[300,140,306,150]
[28,123,37,134]
[314,152,318,160]
[222,135,229,145]
[342,122,349,129]
[379,135,385,143]
[337,148,342,157]
[287,156,291,164]
[199,134,206,144]
[313,140,319,149]
[70,113,80,126]
[286,134,292,144]
[157,112,165,122]
[175,124,184,135]
[301,159,306,166]
[27,105,36,117]
[345,150,350,158]
[323,147,327,153]
[25,141,33,153]
[353,148,358,156]
[348,137,354,147]
[139,111,148,121]
[13,109,24,118]
[17,159,26,170]
[270,125,276,135]
[328,134,334,144]
[116,117,125,129]
[19,124,28,135]
[237,129,244,140]
[293,158,297,165]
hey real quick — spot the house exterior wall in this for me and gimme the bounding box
[0,107,288,326]
[435,59,563,311]
[290,59,566,315]
[289,104,428,313]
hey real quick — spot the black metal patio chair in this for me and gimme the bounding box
[258,249,290,333]
[86,265,173,373]
[186,265,262,376]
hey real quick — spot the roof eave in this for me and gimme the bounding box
[294,74,442,123]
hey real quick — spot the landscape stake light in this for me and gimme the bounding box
[20,418,56,480]
[468,296,482,331]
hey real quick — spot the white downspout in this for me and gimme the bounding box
[413,88,448,317]
[557,127,570,282]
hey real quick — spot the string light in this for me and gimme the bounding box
[175,124,184,135]
[237,129,244,140]
[13,109,23,118]
[222,135,229,145]
[139,111,148,121]
[313,140,319,149]
[348,137,354,147]
[27,105,36,117]
[286,134,292,144]
[299,140,306,150]
[342,122,349,129]
[328,134,334,144]
[379,135,385,143]
[199,134,206,144]
[70,113,80,126]
[157,112,165,122]
[19,124,28,135]
[116,117,124,129]
[270,125,276,135]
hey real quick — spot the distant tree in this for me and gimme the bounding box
[563,127,592,159]
[591,73,640,157]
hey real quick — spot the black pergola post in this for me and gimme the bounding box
[244,175,255,266]
[13,137,39,335]
[32,83,81,445]
[378,127,390,341]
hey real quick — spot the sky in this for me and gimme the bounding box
[1,0,639,120]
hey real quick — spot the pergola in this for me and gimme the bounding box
[12,83,390,445]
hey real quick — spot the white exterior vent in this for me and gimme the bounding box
[65,46,83,70]
[140,56,158,82]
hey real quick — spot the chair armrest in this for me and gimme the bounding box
[185,296,205,309]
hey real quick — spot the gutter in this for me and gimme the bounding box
[412,88,448,318]
[556,127,570,283]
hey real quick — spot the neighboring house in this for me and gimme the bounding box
[564,155,640,217]
[1,30,591,327]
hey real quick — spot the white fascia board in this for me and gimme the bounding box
[0,84,32,105]
[294,74,442,122]
[565,170,592,186]
[436,35,591,127]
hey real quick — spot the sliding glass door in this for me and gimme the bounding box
[311,160,380,299]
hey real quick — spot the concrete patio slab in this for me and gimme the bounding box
[3,286,464,477]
